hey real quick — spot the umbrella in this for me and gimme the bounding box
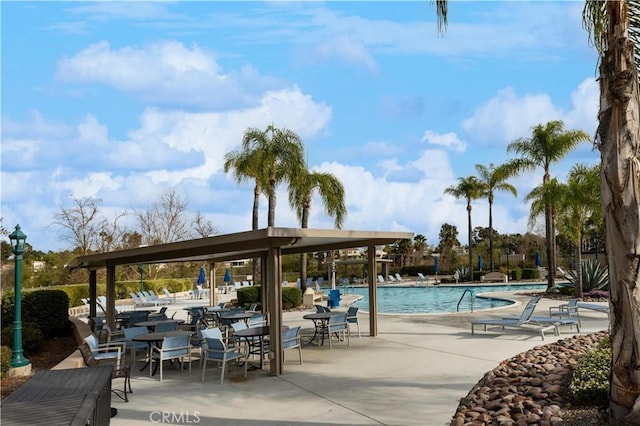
[433,257,439,274]
[535,251,541,267]
[223,268,231,284]
[478,255,483,271]
[197,266,207,285]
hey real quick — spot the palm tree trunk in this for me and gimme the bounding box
[489,201,495,271]
[575,239,583,298]
[252,184,260,285]
[544,195,556,290]
[299,207,310,293]
[467,202,473,280]
[268,177,276,227]
[601,2,640,422]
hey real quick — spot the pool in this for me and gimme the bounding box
[342,283,548,314]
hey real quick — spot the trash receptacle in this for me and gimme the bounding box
[328,289,341,308]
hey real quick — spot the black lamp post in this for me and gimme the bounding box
[505,246,510,278]
[138,264,144,293]
[593,233,600,263]
[9,225,30,369]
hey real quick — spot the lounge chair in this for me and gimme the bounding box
[549,298,581,325]
[471,297,559,340]
[417,272,427,284]
[162,288,176,303]
[387,275,396,282]
[502,299,581,333]
[377,275,386,284]
[577,302,610,318]
[394,273,404,282]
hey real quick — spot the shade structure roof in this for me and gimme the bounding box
[70,227,413,270]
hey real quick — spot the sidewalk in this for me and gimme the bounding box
[110,293,609,426]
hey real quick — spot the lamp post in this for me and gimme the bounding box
[138,264,144,293]
[505,247,510,279]
[593,233,600,263]
[9,225,30,369]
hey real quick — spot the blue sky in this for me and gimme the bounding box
[1,1,600,252]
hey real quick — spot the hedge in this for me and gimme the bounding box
[2,290,70,338]
[236,285,302,310]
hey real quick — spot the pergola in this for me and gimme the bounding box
[70,227,413,376]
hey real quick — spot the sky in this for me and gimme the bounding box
[1,1,601,253]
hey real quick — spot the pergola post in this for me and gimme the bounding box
[209,263,216,307]
[261,253,268,311]
[368,245,378,336]
[106,266,116,330]
[89,270,97,319]
[267,244,283,376]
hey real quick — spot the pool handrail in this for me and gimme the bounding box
[457,289,476,312]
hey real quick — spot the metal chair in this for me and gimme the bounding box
[201,337,247,384]
[346,306,361,337]
[150,334,192,382]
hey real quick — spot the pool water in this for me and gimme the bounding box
[343,283,548,314]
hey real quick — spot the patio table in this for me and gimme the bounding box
[233,326,270,370]
[132,330,193,374]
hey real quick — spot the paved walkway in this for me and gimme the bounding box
[110,292,609,426]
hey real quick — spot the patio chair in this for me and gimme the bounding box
[387,275,396,282]
[154,320,179,332]
[282,325,303,364]
[394,273,404,282]
[248,313,266,328]
[346,306,361,337]
[150,334,192,382]
[196,327,225,369]
[78,341,132,402]
[549,298,581,325]
[577,302,610,318]
[83,334,125,369]
[148,290,170,306]
[201,337,248,384]
[471,297,558,340]
[417,272,427,284]
[377,275,386,284]
[123,326,150,366]
[320,312,350,349]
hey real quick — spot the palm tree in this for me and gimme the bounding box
[413,234,427,264]
[444,176,483,279]
[240,125,306,227]
[288,168,346,291]
[556,164,602,298]
[505,120,590,290]
[475,163,517,272]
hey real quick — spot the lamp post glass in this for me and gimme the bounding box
[9,225,30,368]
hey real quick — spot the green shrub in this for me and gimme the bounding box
[520,268,540,280]
[509,268,522,281]
[282,287,302,309]
[1,345,11,377]
[23,290,70,338]
[1,322,45,354]
[566,259,609,292]
[568,345,611,405]
[237,285,261,305]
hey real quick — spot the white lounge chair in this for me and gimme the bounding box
[471,297,558,340]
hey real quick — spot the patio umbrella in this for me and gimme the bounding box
[478,255,483,271]
[223,268,231,284]
[535,251,541,267]
[433,257,439,274]
[197,266,207,285]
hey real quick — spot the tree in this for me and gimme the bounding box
[475,163,517,272]
[437,223,459,273]
[556,164,602,298]
[136,188,189,245]
[505,121,590,290]
[413,234,428,264]
[192,212,219,238]
[584,3,640,419]
[52,197,101,255]
[288,168,346,292]
[444,176,483,278]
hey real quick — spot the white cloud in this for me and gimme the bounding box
[422,130,467,152]
[310,34,378,73]
[56,40,282,109]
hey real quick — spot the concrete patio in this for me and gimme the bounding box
[109,292,609,426]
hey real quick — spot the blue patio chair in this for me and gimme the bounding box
[320,312,350,349]
[282,326,302,364]
[155,320,179,332]
[201,337,247,384]
[123,326,149,365]
[248,313,266,328]
[150,334,192,382]
[346,306,361,338]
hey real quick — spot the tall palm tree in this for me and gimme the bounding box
[444,176,483,279]
[475,163,517,272]
[288,168,346,291]
[413,234,427,265]
[241,125,306,227]
[556,164,602,298]
[505,120,590,290]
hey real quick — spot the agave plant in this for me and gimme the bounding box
[566,259,609,292]
[454,264,471,282]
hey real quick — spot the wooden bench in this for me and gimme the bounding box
[481,272,508,283]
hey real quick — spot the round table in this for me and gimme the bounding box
[233,326,270,370]
[219,312,254,323]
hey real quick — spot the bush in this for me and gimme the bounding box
[509,268,522,281]
[568,345,611,405]
[1,322,45,354]
[1,345,11,377]
[24,290,70,338]
[520,268,540,280]
[566,259,609,292]
[282,287,302,310]
[237,285,261,305]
